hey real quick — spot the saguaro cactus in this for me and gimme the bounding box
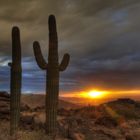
[8,26,22,136]
[33,15,70,135]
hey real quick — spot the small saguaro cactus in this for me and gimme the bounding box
[33,15,70,135]
[8,26,22,136]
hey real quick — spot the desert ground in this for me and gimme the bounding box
[0,91,140,140]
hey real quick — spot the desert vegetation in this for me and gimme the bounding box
[0,92,140,140]
[5,14,70,138]
[33,15,70,135]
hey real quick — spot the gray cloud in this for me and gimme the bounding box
[0,0,140,93]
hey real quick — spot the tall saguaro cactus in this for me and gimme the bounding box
[33,15,70,135]
[8,26,22,136]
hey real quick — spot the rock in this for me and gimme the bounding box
[20,115,34,125]
[95,116,118,127]
[125,135,134,140]
[33,106,45,111]
[0,101,9,107]
[0,97,10,102]
[58,108,70,116]
[0,91,10,98]
[0,108,10,114]
[0,92,10,120]
[20,115,35,130]
[20,103,30,111]
[70,132,85,140]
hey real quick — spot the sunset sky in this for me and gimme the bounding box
[0,0,140,97]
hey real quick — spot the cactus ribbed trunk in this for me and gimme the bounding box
[33,15,70,136]
[9,27,22,136]
[46,15,59,134]
[46,69,59,134]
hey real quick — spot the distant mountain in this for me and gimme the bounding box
[21,94,80,110]
[0,92,79,116]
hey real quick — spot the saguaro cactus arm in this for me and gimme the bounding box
[59,53,70,71]
[33,41,48,70]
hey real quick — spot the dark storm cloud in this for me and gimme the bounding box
[0,0,140,93]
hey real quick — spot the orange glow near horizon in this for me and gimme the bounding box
[79,89,109,99]
[60,89,140,105]
[60,89,140,99]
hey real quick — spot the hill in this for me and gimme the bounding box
[0,92,140,139]
[21,94,80,110]
[100,98,140,119]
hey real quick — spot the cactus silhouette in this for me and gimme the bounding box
[33,15,70,135]
[8,27,22,136]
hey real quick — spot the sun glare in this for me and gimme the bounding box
[80,89,109,99]
[88,90,103,98]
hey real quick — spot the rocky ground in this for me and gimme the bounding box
[0,91,140,140]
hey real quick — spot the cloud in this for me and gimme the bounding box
[0,0,139,93]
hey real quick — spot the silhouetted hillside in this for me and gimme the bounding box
[21,94,80,110]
